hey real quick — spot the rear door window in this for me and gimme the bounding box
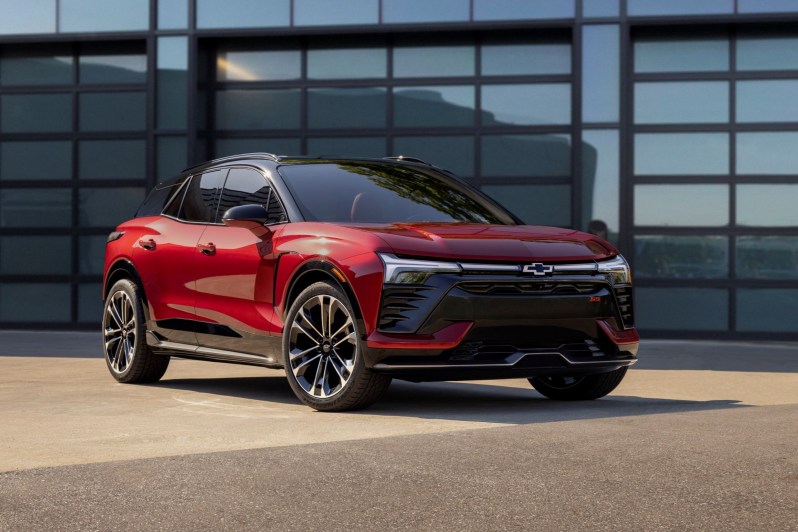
[167,169,226,223]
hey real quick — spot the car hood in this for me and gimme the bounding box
[344,223,617,262]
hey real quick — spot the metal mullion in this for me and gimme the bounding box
[632,225,798,236]
[70,42,80,325]
[300,40,308,155]
[572,23,581,231]
[474,32,482,186]
[386,34,394,157]
[633,175,732,184]
[620,19,634,260]
[146,0,157,191]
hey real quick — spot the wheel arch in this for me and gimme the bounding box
[104,259,149,310]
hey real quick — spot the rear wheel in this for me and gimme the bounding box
[283,281,391,411]
[102,279,169,383]
[528,367,628,401]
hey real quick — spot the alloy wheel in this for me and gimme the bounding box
[103,290,137,374]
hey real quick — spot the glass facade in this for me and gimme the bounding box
[0,0,795,338]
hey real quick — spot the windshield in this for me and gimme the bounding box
[278,162,514,225]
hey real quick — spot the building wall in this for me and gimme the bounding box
[0,0,797,338]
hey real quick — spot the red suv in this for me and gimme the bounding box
[103,153,639,411]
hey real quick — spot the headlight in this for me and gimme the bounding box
[598,255,632,285]
[378,253,461,284]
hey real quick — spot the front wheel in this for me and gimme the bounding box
[283,281,391,411]
[528,367,628,401]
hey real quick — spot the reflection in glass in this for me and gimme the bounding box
[216,89,301,130]
[634,36,728,73]
[1,94,71,133]
[79,283,102,323]
[583,25,619,123]
[737,184,798,226]
[482,84,570,125]
[394,86,475,128]
[481,43,571,75]
[1,236,71,275]
[739,0,798,13]
[737,236,798,279]
[737,80,798,122]
[634,185,729,226]
[0,284,70,323]
[383,0,469,23]
[79,140,146,179]
[635,288,728,330]
[0,0,56,34]
[79,188,145,227]
[1,141,71,180]
[635,133,729,175]
[628,0,732,16]
[0,189,71,228]
[196,0,289,28]
[158,0,188,29]
[79,54,146,84]
[482,134,571,177]
[634,236,728,278]
[635,81,728,124]
[215,138,301,157]
[294,0,378,26]
[308,88,386,129]
[307,137,386,158]
[394,45,474,78]
[79,92,146,131]
[482,184,571,227]
[59,0,148,32]
[217,49,301,81]
[394,136,474,177]
[737,132,798,175]
[737,34,798,71]
[80,235,108,275]
[474,0,575,20]
[581,130,619,240]
[157,136,187,179]
[158,37,188,129]
[737,289,798,332]
[0,52,71,85]
[583,0,620,17]
[308,48,386,80]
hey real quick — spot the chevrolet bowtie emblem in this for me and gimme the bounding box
[522,263,554,276]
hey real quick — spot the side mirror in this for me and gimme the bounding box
[222,204,272,234]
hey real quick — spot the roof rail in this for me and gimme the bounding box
[182,152,280,173]
[383,155,432,166]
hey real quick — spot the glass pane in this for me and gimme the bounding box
[739,0,798,12]
[736,132,798,175]
[157,136,187,179]
[634,184,729,227]
[394,86,475,127]
[1,94,71,132]
[79,235,107,275]
[634,36,729,73]
[78,283,102,323]
[394,45,474,78]
[216,89,301,130]
[0,283,70,322]
[294,0,378,26]
[0,189,71,228]
[737,184,798,226]
[634,236,728,278]
[474,0,575,20]
[482,134,571,177]
[737,289,798,332]
[737,80,798,122]
[60,0,148,32]
[583,0,620,17]
[307,137,386,158]
[583,25,619,123]
[736,236,798,279]
[79,140,146,180]
[215,138,300,157]
[307,48,386,79]
[79,187,145,227]
[0,236,71,275]
[0,52,71,85]
[481,184,572,227]
[628,0,733,15]
[635,288,728,330]
[158,37,188,129]
[635,81,728,124]
[79,92,146,131]
[177,171,224,222]
[635,133,729,175]
[482,43,571,76]
[1,141,71,180]
[482,84,570,126]
[737,34,798,71]
[158,0,188,29]
[79,54,147,84]
[393,136,474,177]
[0,0,56,35]
[581,130,619,240]
[217,49,301,81]
[308,88,386,129]
[197,0,289,28]
[383,0,469,23]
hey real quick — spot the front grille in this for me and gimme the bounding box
[378,285,433,330]
[458,281,601,296]
[614,286,635,328]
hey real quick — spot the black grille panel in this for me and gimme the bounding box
[614,286,635,328]
[458,281,601,295]
[378,285,433,330]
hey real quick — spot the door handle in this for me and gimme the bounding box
[198,242,216,255]
[138,238,156,251]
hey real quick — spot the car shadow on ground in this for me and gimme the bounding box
[153,374,745,426]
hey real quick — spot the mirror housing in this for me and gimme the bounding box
[222,204,272,235]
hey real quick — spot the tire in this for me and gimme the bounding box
[528,367,628,401]
[102,279,169,384]
[283,281,391,411]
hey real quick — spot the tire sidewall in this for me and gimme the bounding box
[102,279,148,382]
